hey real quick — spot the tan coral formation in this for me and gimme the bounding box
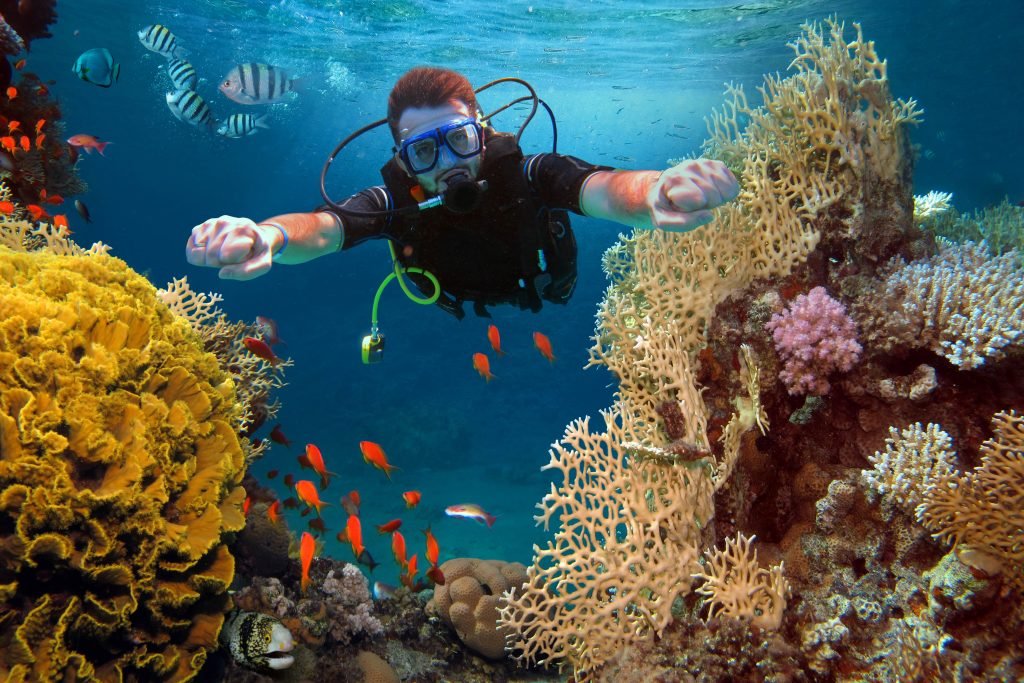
[427,558,527,660]
[0,245,247,680]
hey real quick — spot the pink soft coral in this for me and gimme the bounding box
[766,286,862,396]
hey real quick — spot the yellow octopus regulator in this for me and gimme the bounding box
[0,247,247,681]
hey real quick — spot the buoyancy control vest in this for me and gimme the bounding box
[379,130,577,319]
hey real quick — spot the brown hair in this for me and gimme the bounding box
[387,66,479,142]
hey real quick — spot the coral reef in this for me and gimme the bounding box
[426,558,528,660]
[499,17,1023,683]
[0,244,247,680]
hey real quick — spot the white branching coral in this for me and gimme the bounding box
[0,183,109,256]
[875,242,1024,369]
[916,410,1024,592]
[693,533,790,631]
[158,276,225,328]
[914,191,954,219]
[862,422,958,516]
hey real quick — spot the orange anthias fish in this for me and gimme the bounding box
[401,553,419,589]
[445,503,497,527]
[52,215,69,230]
[295,480,329,516]
[267,499,282,524]
[0,201,14,214]
[376,518,402,534]
[6,86,16,99]
[402,490,421,509]
[66,134,110,155]
[25,204,47,221]
[18,136,28,152]
[243,496,252,516]
[486,324,505,356]
[359,440,399,479]
[533,331,556,363]
[305,443,337,488]
[300,531,315,593]
[346,514,364,559]
[391,530,407,567]
[243,336,283,365]
[426,564,446,586]
[0,136,15,154]
[472,352,495,382]
[423,525,440,566]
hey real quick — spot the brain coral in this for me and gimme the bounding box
[0,247,247,681]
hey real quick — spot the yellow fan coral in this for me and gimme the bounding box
[0,246,247,681]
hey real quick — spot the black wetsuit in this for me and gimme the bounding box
[319,129,612,318]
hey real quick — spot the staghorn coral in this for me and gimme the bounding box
[916,410,1024,592]
[0,245,247,681]
[861,422,958,518]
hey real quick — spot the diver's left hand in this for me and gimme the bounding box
[648,159,739,232]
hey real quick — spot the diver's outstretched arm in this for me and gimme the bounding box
[186,212,342,280]
[579,158,738,232]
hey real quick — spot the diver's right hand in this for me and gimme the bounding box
[186,215,284,280]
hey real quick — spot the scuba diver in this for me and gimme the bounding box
[186,66,738,323]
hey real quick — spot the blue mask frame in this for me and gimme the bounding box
[397,118,483,174]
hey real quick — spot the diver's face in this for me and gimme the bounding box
[396,101,482,194]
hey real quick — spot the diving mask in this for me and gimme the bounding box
[398,117,483,174]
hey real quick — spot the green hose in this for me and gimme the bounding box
[369,241,440,334]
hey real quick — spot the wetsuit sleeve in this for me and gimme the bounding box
[315,186,393,251]
[522,153,615,215]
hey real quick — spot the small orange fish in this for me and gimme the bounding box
[300,532,315,593]
[18,136,28,152]
[487,324,505,356]
[0,201,14,214]
[66,134,110,155]
[34,133,44,148]
[359,440,399,479]
[242,336,283,365]
[35,119,45,133]
[243,496,252,516]
[402,553,419,589]
[305,443,337,488]
[14,59,25,70]
[346,514,364,559]
[376,518,402,534]
[25,204,46,221]
[295,479,329,516]
[44,194,64,205]
[7,121,19,132]
[52,215,69,230]
[392,530,407,567]
[533,331,556,363]
[335,529,349,544]
[402,490,421,509]
[0,136,14,154]
[423,525,440,566]
[472,352,495,382]
[6,86,16,100]
[267,499,282,524]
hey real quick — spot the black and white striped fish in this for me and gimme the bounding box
[165,89,213,128]
[166,58,197,90]
[217,114,270,138]
[219,63,298,105]
[138,24,187,60]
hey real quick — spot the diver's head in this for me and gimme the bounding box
[388,67,484,195]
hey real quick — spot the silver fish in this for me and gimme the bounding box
[72,48,120,88]
[219,63,298,105]
[165,89,213,128]
[166,58,197,90]
[137,24,187,59]
[217,113,270,138]
[74,199,92,223]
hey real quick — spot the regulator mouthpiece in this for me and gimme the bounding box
[442,178,488,213]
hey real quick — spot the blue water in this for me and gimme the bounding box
[29,0,1023,585]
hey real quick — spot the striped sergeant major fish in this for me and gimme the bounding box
[138,24,187,60]
[217,113,270,138]
[219,63,298,105]
[165,89,213,128]
[166,58,197,91]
